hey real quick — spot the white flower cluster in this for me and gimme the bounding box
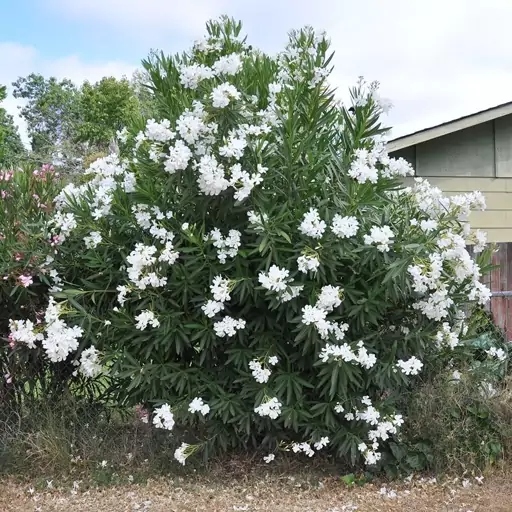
[396,356,423,376]
[297,254,320,274]
[174,442,190,465]
[132,204,175,243]
[435,322,460,349]
[55,154,136,224]
[247,210,267,231]
[84,231,102,249]
[79,346,102,378]
[211,83,241,108]
[249,356,278,383]
[208,228,241,263]
[299,208,326,238]
[213,316,246,337]
[254,397,282,419]
[363,225,394,252]
[179,53,243,90]
[201,275,231,318]
[486,346,507,361]
[331,215,359,239]
[407,184,491,323]
[126,243,167,290]
[259,265,303,303]
[51,212,77,242]
[135,310,160,330]
[302,285,348,341]
[8,318,42,349]
[319,340,376,369]
[348,142,413,185]
[153,404,175,430]
[9,298,84,363]
[345,397,404,465]
[188,397,210,415]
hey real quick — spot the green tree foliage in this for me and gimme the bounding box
[75,77,140,150]
[12,74,79,160]
[0,85,26,168]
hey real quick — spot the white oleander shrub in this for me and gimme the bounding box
[9,17,505,468]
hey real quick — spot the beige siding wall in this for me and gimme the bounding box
[416,122,495,177]
[415,177,512,243]
[390,114,512,242]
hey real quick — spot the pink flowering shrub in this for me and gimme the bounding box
[9,18,507,471]
[0,164,69,402]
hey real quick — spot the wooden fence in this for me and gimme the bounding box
[486,242,512,340]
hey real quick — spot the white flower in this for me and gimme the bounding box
[334,403,344,413]
[219,136,247,160]
[331,215,359,238]
[8,319,43,349]
[211,83,241,108]
[314,437,330,450]
[84,231,102,249]
[363,225,394,252]
[254,397,282,419]
[79,346,102,378]
[348,149,379,184]
[259,265,290,293]
[201,300,225,318]
[316,285,342,312]
[145,119,174,142]
[249,360,271,383]
[209,228,241,263]
[210,275,231,302]
[297,254,320,274]
[153,404,175,430]
[396,356,423,376]
[419,219,438,234]
[213,316,246,337]
[268,356,279,366]
[212,53,243,76]
[40,298,83,362]
[263,453,275,463]
[135,310,160,330]
[486,346,507,361]
[247,210,268,231]
[165,140,192,174]
[299,208,326,238]
[179,63,214,89]
[188,397,210,416]
[116,127,129,143]
[174,442,190,465]
[291,442,314,457]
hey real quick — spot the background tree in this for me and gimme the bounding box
[12,74,79,162]
[75,77,140,151]
[0,85,26,168]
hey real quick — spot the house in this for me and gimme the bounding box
[388,103,512,338]
[388,101,512,243]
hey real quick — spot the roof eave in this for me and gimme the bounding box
[388,101,512,153]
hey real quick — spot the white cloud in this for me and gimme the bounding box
[44,0,512,137]
[5,0,512,143]
[0,42,136,147]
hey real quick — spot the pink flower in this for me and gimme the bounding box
[18,275,33,287]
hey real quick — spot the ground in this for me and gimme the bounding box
[3,471,512,512]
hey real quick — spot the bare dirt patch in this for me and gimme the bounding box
[3,472,512,512]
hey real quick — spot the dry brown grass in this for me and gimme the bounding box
[3,469,512,512]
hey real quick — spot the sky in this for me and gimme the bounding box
[2,0,512,146]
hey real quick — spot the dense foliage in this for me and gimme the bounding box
[0,85,26,168]
[5,18,508,470]
[11,74,150,170]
